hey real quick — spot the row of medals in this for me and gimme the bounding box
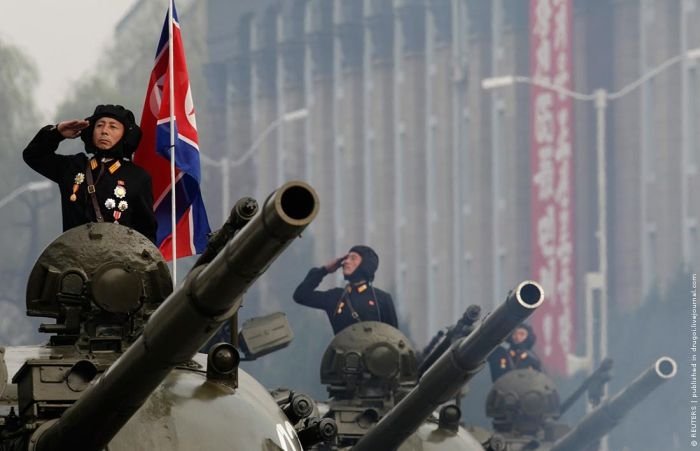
[70,165,129,223]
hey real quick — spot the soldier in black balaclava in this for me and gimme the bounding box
[293,245,398,334]
[23,104,157,243]
[488,322,543,382]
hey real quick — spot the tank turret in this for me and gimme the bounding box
[319,322,420,447]
[486,369,561,437]
[550,356,677,451]
[352,280,544,451]
[313,280,543,450]
[25,220,172,348]
[479,356,677,451]
[321,321,418,402]
[0,181,320,451]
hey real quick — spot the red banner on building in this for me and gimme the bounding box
[529,0,575,375]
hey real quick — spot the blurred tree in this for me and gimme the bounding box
[53,1,208,128]
[0,40,40,185]
[53,76,122,126]
[0,38,49,344]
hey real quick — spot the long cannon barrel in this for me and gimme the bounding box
[32,181,319,451]
[193,196,259,268]
[550,356,677,451]
[353,280,544,451]
[417,304,481,376]
[558,357,614,416]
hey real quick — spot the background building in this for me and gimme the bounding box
[0,1,694,448]
[200,0,698,354]
[195,3,696,447]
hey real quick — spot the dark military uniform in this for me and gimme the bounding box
[488,323,543,382]
[293,266,398,335]
[488,346,543,382]
[23,125,157,243]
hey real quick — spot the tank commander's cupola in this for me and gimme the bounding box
[25,223,172,350]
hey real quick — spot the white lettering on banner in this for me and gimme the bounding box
[533,0,553,80]
[534,146,555,200]
[533,0,553,38]
[538,263,556,306]
[557,211,572,256]
[553,54,571,100]
[534,93,555,144]
[553,0,568,48]
[535,38,552,75]
[555,109,571,160]
[542,313,554,356]
[555,159,570,207]
[537,205,557,258]
[530,0,575,375]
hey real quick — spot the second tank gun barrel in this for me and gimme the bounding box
[353,280,544,451]
[32,181,319,451]
[550,356,677,451]
[193,196,259,269]
[418,304,482,376]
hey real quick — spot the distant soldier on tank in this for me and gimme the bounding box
[487,322,542,382]
[22,104,157,243]
[293,245,398,334]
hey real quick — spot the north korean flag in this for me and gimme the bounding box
[134,0,210,261]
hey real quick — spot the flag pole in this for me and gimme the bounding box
[168,0,177,284]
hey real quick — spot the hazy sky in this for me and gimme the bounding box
[0,0,140,121]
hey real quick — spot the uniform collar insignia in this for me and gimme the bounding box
[108,161,122,174]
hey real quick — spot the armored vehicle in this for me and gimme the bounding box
[476,356,677,451]
[0,181,322,451]
[310,280,545,450]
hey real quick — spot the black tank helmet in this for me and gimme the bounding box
[80,104,143,160]
[506,322,536,350]
[345,245,379,283]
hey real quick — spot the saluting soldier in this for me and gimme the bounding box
[23,104,157,243]
[293,245,398,335]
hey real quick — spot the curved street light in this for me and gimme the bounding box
[0,180,52,211]
[482,47,700,426]
[200,108,309,222]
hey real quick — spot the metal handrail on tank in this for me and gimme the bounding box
[352,280,545,451]
[550,356,677,451]
[30,181,319,451]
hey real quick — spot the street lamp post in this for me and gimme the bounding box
[593,88,608,381]
[200,108,309,223]
[482,47,700,409]
[0,181,52,211]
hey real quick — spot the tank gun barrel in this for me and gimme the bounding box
[32,181,319,451]
[550,356,677,451]
[353,280,544,451]
[558,357,614,416]
[417,304,481,376]
[193,196,259,268]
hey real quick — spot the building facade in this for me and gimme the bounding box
[198,0,699,353]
